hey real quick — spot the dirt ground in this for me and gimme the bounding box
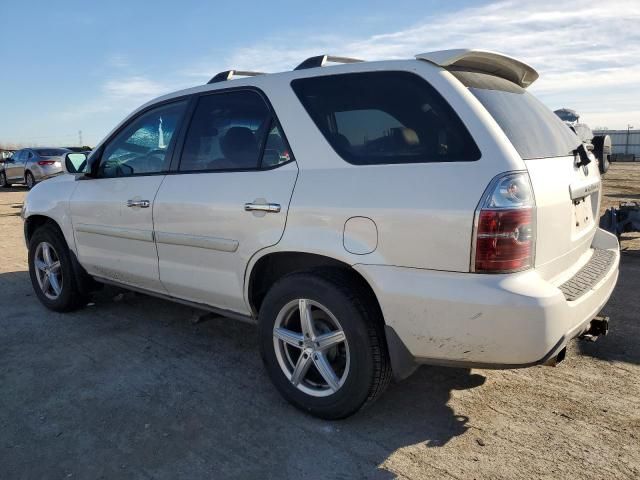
[1,164,639,479]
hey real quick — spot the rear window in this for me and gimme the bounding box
[35,148,68,157]
[452,70,581,160]
[291,71,480,165]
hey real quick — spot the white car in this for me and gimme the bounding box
[22,50,620,419]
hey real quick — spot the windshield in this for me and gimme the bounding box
[35,148,68,157]
[452,70,581,160]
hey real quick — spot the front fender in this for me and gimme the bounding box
[22,175,79,253]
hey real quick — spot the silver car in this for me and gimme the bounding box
[0,147,70,189]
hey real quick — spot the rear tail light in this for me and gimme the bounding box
[37,160,56,166]
[472,171,536,273]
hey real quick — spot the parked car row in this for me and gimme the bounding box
[21,49,619,419]
[0,147,91,189]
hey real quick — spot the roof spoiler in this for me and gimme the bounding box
[415,49,539,88]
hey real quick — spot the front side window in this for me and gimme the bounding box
[291,71,480,165]
[179,90,290,172]
[99,100,187,178]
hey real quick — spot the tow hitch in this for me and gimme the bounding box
[579,315,610,342]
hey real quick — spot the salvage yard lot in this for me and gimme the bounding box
[1,164,639,479]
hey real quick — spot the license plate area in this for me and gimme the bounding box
[572,195,595,236]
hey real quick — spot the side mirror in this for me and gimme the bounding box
[64,152,88,174]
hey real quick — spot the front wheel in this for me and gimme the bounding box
[25,171,36,189]
[258,270,391,419]
[28,225,89,312]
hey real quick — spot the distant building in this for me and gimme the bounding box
[593,128,640,161]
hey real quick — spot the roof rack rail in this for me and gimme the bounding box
[294,55,364,71]
[207,70,266,84]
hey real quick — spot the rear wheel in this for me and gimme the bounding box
[258,269,391,419]
[28,225,89,311]
[25,171,36,189]
[0,171,9,188]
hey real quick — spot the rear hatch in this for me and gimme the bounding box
[453,70,600,281]
[35,148,68,168]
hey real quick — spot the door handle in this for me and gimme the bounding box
[244,202,281,213]
[126,199,150,208]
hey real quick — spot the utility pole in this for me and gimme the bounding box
[626,124,633,155]
[78,130,83,147]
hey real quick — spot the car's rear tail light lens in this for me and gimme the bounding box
[37,160,56,166]
[472,172,535,273]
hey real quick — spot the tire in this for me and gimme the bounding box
[0,171,9,188]
[28,224,89,312]
[592,135,612,174]
[25,171,36,189]
[258,269,391,419]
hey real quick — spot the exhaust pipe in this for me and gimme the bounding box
[579,315,610,342]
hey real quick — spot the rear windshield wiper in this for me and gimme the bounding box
[573,143,592,168]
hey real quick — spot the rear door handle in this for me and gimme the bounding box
[244,202,281,213]
[126,199,150,208]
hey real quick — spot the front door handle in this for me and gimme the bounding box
[244,202,281,213]
[126,199,150,208]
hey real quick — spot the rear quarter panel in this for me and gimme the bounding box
[256,61,526,272]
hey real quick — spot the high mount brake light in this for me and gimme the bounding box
[472,172,536,273]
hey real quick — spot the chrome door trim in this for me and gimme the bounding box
[155,231,239,252]
[75,223,154,242]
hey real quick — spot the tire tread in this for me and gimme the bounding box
[310,268,392,411]
[264,267,392,417]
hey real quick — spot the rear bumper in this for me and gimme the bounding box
[32,164,63,181]
[355,228,619,377]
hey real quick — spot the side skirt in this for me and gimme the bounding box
[93,276,256,325]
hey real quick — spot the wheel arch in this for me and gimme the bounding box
[246,251,363,315]
[24,215,61,244]
[246,250,417,381]
[23,213,77,258]
[24,214,95,296]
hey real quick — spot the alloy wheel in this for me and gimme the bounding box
[272,298,350,397]
[34,241,63,300]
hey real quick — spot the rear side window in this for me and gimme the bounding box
[179,90,291,172]
[452,70,581,160]
[291,71,480,165]
[35,148,67,157]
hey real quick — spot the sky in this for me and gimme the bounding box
[1,0,639,147]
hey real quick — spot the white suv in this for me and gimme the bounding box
[23,50,620,419]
